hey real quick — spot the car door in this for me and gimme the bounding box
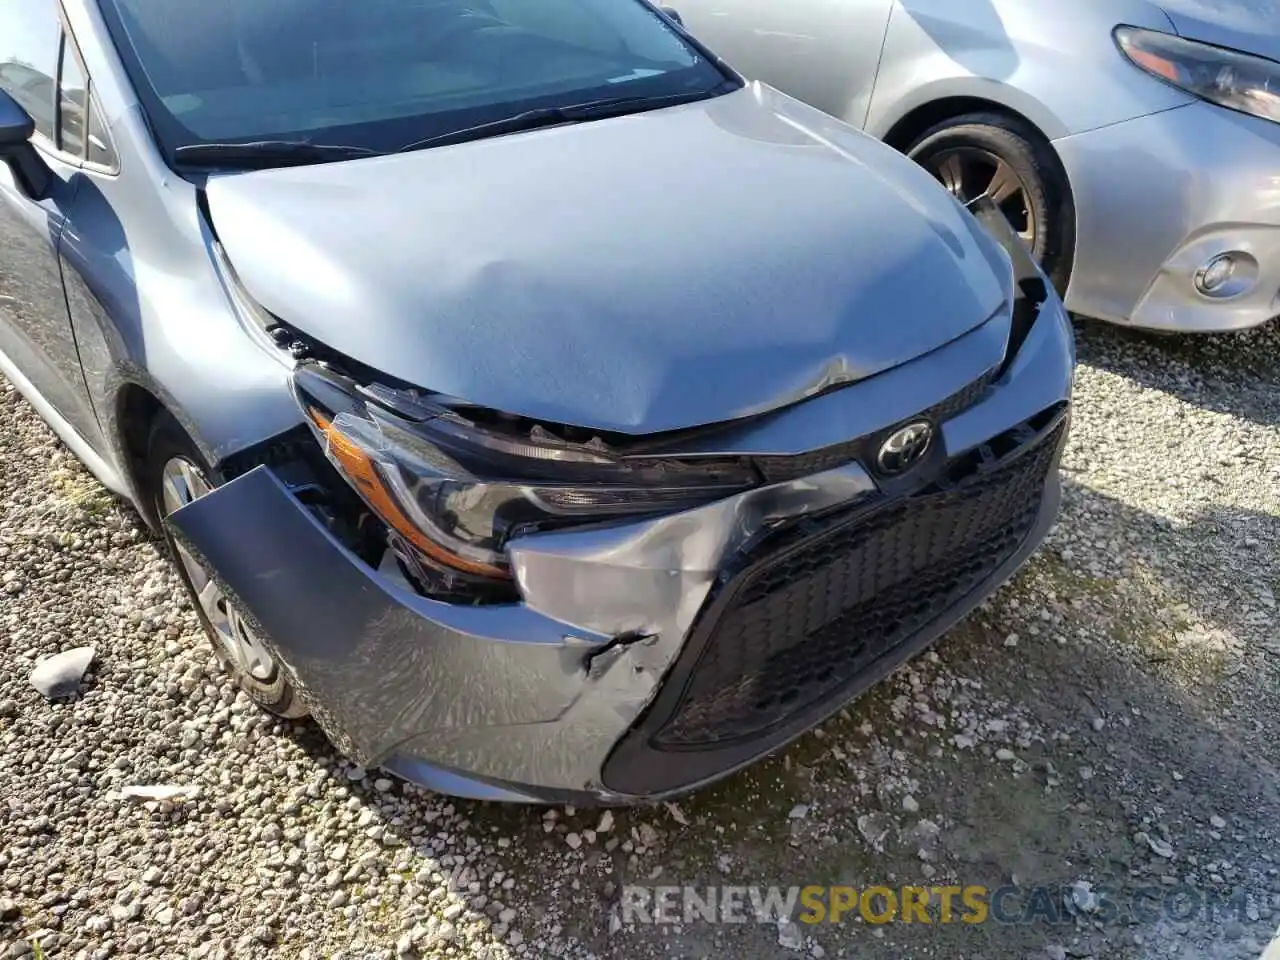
[674,0,895,127]
[0,0,102,449]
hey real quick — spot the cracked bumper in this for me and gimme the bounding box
[169,296,1074,805]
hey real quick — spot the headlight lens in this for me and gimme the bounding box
[293,364,758,585]
[1115,26,1280,125]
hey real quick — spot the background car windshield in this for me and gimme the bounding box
[98,0,726,154]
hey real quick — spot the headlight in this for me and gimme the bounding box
[1115,26,1280,125]
[292,363,758,588]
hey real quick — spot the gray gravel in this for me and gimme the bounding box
[0,317,1278,960]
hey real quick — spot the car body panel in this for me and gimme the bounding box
[1157,0,1280,60]
[207,84,1011,435]
[865,0,1192,140]
[0,151,106,452]
[677,0,1191,137]
[1056,100,1280,330]
[667,0,895,127]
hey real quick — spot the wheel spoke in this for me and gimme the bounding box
[984,159,1022,205]
[178,460,211,500]
[160,472,187,516]
[196,577,224,619]
[230,611,275,681]
[936,154,966,197]
[177,543,210,595]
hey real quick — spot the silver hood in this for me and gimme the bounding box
[206,84,1011,435]
[1157,0,1280,60]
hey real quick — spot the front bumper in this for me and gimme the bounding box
[1055,101,1280,332]
[169,293,1074,805]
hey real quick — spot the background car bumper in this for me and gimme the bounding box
[1055,102,1280,332]
[168,297,1074,804]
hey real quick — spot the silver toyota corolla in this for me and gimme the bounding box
[674,0,1280,334]
[0,0,1074,803]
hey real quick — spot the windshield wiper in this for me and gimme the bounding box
[397,84,736,153]
[172,140,383,169]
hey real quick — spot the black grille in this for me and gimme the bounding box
[755,372,994,483]
[652,417,1063,750]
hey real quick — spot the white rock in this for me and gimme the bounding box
[788,804,809,820]
[29,647,96,699]
[1068,880,1098,914]
[777,919,804,951]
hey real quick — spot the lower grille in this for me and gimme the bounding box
[652,417,1064,750]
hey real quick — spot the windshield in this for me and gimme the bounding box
[97,0,731,158]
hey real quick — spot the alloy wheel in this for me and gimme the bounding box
[924,147,1037,248]
[159,457,277,682]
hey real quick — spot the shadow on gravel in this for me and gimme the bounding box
[1073,316,1280,428]
[304,474,1280,960]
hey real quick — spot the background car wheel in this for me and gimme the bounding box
[146,414,308,718]
[906,112,1075,295]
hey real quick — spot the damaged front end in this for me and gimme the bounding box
[166,201,1074,803]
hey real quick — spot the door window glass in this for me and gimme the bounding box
[58,37,88,158]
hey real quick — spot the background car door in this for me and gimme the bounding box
[674,0,895,127]
[0,1,102,449]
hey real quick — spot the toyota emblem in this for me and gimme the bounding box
[876,421,934,475]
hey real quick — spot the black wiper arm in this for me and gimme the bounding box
[397,83,736,154]
[396,108,576,153]
[556,84,736,120]
[172,140,382,169]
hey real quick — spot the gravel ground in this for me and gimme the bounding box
[0,318,1277,960]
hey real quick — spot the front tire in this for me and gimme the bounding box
[906,112,1075,295]
[146,414,307,718]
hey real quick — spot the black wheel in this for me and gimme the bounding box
[906,111,1075,295]
[145,413,307,718]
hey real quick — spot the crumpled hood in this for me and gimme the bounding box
[1158,0,1280,60]
[207,84,1010,434]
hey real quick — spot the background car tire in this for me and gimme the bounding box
[145,413,308,718]
[906,112,1075,295]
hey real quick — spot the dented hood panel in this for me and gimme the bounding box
[206,84,1011,434]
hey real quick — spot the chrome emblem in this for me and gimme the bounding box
[876,421,934,475]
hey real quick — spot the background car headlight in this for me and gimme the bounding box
[1115,26,1280,125]
[292,364,758,585]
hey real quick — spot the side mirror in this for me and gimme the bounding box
[0,89,51,200]
[661,6,684,25]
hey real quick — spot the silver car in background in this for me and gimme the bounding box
[674,0,1280,333]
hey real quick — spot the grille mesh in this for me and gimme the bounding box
[653,419,1063,750]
